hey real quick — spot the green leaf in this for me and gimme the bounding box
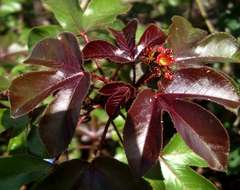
[44,0,129,33]
[0,109,29,137]
[0,155,51,190]
[160,134,217,190]
[7,128,27,154]
[160,160,217,190]
[27,125,48,158]
[28,25,62,50]
[162,134,208,167]
[0,76,10,91]
[44,0,83,33]
[82,0,129,31]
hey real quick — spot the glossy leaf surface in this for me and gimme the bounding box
[123,89,163,176]
[160,160,217,190]
[160,134,217,190]
[0,155,51,190]
[160,98,229,171]
[36,157,151,190]
[160,67,240,109]
[162,134,207,167]
[167,16,240,64]
[9,32,90,156]
[99,82,135,118]
[83,20,166,63]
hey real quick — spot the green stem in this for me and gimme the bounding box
[195,0,215,33]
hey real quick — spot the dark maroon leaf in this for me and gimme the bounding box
[9,32,90,156]
[137,24,166,56]
[109,19,137,57]
[159,67,240,109]
[99,82,135,118]
[83,19,166,64]
[36,157,151,190]
[39,73,90,156]
[159,97,229,171]
[82,40,133,63]
[123,89,163,177]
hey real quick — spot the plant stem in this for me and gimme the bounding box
[195,0,215,33]
[132,64,136,85]
[98,118,112,151]
[111,121,124,145]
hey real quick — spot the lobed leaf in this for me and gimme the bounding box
[82,0,129,31]
[36,157,151,190]
[82,40,133,63]
[167,16,240,64]
[44,0,83,33]
[9,32,90,156]
[83,19,166,64]
[160,158,217,190]
[159,98,229,171]
[123,89,163,176]
[109,19,138,59]
[162,134,208,167]
[100,82,135,118]
[39,72,90,156]
[137,24,166,57]
[160,67,240,109]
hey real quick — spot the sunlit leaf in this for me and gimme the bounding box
[9,33,90,156]
[124,89,163,176]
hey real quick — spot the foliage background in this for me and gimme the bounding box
[0,0,240,189]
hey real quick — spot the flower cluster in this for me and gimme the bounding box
[142,46,175,80]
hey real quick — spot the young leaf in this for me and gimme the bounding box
[167,16,240,64]
[83,20,166,63]
[0,155,51,190]
[160,134,217,190]
[123,89,163,177]
[160,67,240,109]
[162,134,207,167]
[9,33,90,156]
[36,157,151,190]
[82,0,129,31]
[99,82,135,118]
[44,0,83,33]
[159,98,229,171]
[160,159,217,190]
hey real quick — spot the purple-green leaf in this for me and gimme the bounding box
[167,16,240,64]
[159,98,229,171]
[159,67,240,109]
[123,89,163,176]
